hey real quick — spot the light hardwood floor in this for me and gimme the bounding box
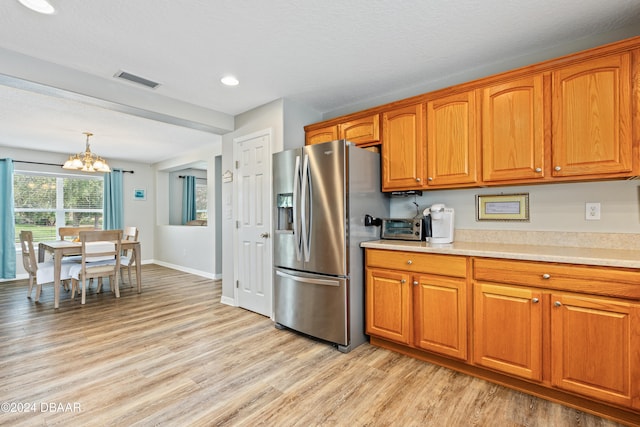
[0,265,626,426]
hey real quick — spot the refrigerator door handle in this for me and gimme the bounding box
[276,270,340,287]
[293,155,303,261]
[301,153,312,262]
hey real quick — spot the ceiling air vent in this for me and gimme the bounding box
[114,70,160,89]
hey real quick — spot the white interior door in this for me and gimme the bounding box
[234,131,272,316]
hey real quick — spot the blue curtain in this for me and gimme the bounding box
[103,169,124,230]
[182,175,196,224]
[0,158,16,279]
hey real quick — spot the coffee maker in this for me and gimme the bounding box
[423,203,454,244]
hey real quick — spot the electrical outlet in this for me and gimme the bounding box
[585,202,601,220]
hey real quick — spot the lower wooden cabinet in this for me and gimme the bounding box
[365,249,468,360]
[414,273,467,359]
[365,267,412,345]
[473,258,640,410]
[473,282,542,381]
[365,248,640,421]
[550,293,640,409]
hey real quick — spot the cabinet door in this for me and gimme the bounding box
[414,274,467,360]
[306,125,338,145]
[365,268,412,345]
[339,114,380,146]
[426,91,478,186]
[551,53,632,177]
[550,294,640,408]
[482,76,545,182]
[381,104,427,191]
[473,283,543,381]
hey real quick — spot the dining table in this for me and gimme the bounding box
[38,239,142,309]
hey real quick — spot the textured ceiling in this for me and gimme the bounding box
[1,0,640,164]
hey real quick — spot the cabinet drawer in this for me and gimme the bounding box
[473,258,640,300]
[366,249,466,278]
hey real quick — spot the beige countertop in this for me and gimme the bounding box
[360,239,640,269]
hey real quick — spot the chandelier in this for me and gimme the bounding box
[62,132,111,173]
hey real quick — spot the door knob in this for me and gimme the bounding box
[260,232,270,238]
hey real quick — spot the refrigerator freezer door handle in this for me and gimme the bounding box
[301,154,312,262]
[276,270,340,287]
[293,155,303,261]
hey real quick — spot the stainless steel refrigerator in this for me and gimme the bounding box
[273,139,389,352]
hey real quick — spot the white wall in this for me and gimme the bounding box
[390,180,640,235]
[153,140,222,278]
[3,144,156,276]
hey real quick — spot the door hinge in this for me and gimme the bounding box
[235,160,239,169]
[236,220,240,229]
[236,280,239,288]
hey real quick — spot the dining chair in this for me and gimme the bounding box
[69,230,122,305]
[58,226,99,241]
[20,230,74,302]
[119,226,139,287]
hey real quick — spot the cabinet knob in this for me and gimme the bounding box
[401,279,406,284]
[535,167,542,173]
[554,166,562,171]
[542,273,550,280]
[427,177,433,181]
[532,298,539,303]
[413,281,418,286]
[415,177,421,182]
[554,301,562,307]
[407,260,413,265]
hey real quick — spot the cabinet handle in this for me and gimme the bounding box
[554,301,562,307]
[532,298,539,303]
[413,281,418,286]
[407,260,413,265]
[427,177,433,181]
[554,166,562,171]
[416,177,421,182]
[535,167,542,173]
[542,273,550,279]
[401,279,406,284]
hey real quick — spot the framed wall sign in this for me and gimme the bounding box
[476,193,529,221]
[133,188,146,201]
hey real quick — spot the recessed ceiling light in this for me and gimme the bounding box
[220,75,239,86]
[18,0,56,14]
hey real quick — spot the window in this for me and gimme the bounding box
[196,182,207,220]
[14,172,103,243]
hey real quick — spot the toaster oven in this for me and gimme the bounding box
[381,218,423,241]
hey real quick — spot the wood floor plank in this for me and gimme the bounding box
[0,264,627,426]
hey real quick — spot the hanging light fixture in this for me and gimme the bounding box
[62,132,111,173]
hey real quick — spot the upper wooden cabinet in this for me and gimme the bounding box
[305,114,380,146]
[339,114,380,146]
[303,36,640,189]
[381,103,427,191]
[482,75,545,182]
[305,125,338,146]
[426,91,478,187]
[551,53,633,177]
